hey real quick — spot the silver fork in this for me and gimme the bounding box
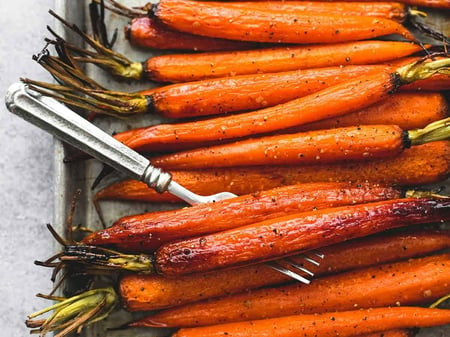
[5,82,322,284]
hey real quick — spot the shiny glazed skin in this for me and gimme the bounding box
[85,182,402,251]
[155,198,450,276]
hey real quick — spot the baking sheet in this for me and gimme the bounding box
[51,1,450,336]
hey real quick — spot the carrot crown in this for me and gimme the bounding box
[26,287,117,337]
[396,55,450,84]
[407,117,450,146]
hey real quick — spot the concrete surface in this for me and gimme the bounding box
[0,1,56,336]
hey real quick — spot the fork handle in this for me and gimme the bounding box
[5,82,172,193]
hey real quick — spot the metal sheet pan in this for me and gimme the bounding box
[52,1,450,336]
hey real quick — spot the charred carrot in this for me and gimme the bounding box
[125,16,258,51]
[94,141,450,203]
[115,58,450,152]
[133,254,450,327]
[85,182,402,251]
[150,120,450,169]
[295,92,448,132]
[171,306,450,337]
[152,0,415,44]
[119,228,450,311]
[155,198,450,276]
[358,331,413,337]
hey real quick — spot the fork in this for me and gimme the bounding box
[5,82,322,283]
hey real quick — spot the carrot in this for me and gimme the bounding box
[125,16,258,51]
[94,141,450,203]
[143,64,387,118]
[116,58,450,152]
[215,1,408,21]
[295,92,448,132]
[171,306,450,337]
[149,120,450,169]
[119,228,450,311]
[133,254,450,327]
[143,41,423,82]
[358,331,414,337]
[152,0,415,44]
[155,198,450,276]
[85,182,402,251]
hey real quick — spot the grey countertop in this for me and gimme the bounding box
[0,1,56,336]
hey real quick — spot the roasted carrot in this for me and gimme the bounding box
[125,16,258,51]
[214,1,408,21]
[150,120,450,169]
[171,306,450,337]
[94,141,450,203]
[115,58,450,152]
[295,92,448,132]
[85,182,402,251]
[133,254,450,327]
[119,228,450,311]
[143,64,387,118]
[155,198,450,276]
[152,0,415,44]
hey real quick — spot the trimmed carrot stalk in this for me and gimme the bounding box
[85,182,402,251]
[150,118,450,169]
[211,1,408,21]
[295,92,448,132]
[94,141,450,204]
[116,58,450,152]
[152,0,415,44]
[155,198,450,276]
[143,41,423,82]
[125,16,258,51]
[143,65,387,118]
[133,254,450,327]
[171,306,450,337]
[119,228,450,311]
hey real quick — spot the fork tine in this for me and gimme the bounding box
[265,261,311,284]
[283,259,315,276]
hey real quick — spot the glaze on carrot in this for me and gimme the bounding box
[143,40,423,82]
[119,228,450,311]
[171,306,450,337]
[133,254,450,327]
[85,182,402,251]
[125,16,258,51]
[94,141,450,203]
[152,0,415,44]
[155,198,450,276]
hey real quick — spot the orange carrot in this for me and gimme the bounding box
[155,198,450,276]
[295,92,448,132]
[85,182,402,251]
[171,306,450,337]
[143,65,386,118]
[133,254,450,327]
[125,16,258,51]
[358,330,414,337]
[94,141,450,203]
[143,40,423,82]
[119,228,450,311]
[116,58,450,152]
[152,0,415,43]
[213,1,408,21]
[149,125,411,169]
